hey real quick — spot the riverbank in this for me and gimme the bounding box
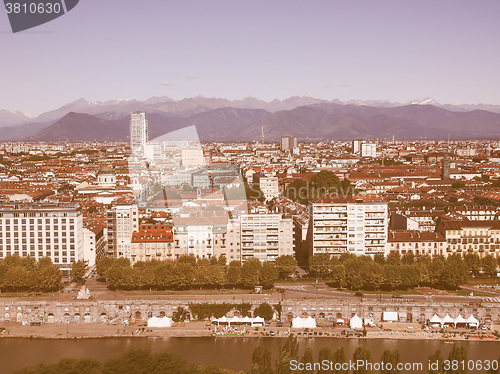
[1,321,499,341]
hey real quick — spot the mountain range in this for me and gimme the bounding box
[2,96,500,141]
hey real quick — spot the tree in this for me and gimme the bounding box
[481,255,498,277]
[446,344,468,374]
[275,335,299,374]
[352,345,372,374]
[428,350,445,374]
[155,261,176,289]
[386,251,401,266]
[37,265,63,291]
[4,266,29,292]
[317,347,334,374]
[71,260,86,283]
[241,258,262,288]
[300,347,315,374]
[274,255,298,279]
[308,253,332,280]
[332,347,348,374]
[195,258,212,288]
[441,255,468,289]
[380,349,401,374]
[464,253,481,277]
[171,262,195,290]
[260,262,278,289]
[96,257,115,279]
[225,261,242,287]
[249,345,273,374]
[254,302,274,321]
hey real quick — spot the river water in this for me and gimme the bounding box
[1,337,499,373]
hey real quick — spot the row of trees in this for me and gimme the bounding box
[0,255,62,292]
[249,335,500,374]
[308,251,483,290]
[15,349,233,374]
[97,254,298,291]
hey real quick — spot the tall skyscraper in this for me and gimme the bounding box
[129,112,148,154]
[281,136,298,152]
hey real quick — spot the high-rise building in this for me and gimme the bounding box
[129,112,148,154]
[106,204,139,258]
[441,155,451,179]
[352,139,364,155]
[0,204,84,272]
[281,136,298,152]
[360,142,377,158]
[310,195,388,256]
[240,213,294,262]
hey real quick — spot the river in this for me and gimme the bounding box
[1,337,499,373]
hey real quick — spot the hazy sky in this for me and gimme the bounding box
[1,0,500,115]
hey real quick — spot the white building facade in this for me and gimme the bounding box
[106,204,139,258]
[0,204,84,272]
[310,196,388,256]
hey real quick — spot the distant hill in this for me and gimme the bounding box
[237,103,500,141]
[28,103,500,142]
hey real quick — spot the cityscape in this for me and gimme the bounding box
[2,0,500,373]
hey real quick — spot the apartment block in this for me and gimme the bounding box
[386,230,447,258]
[130,224,174,265]
[240,213,294,262]
[106,204,139,258]
[259,176,279,201]
[310,195,388,256]
[0,204,84,272]
[435,220,500,258]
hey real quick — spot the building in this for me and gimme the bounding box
[130,224,174,264]
[435,220,500,259]
[386,230,447,258]
[106,204,139,258]
[441,155,451,179]
[281,136,298,152]
[361,142,377,158]
[0,204,84,272]
[352,139,364,155]
[130,112,148,154]
[181,146,205,167]
[259,176,279,201]
[240,213,294,262]
[83,222,106,267]
[310,195,388,256]
[96,166,116,188]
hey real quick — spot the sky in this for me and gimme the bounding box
[1,0,500,115]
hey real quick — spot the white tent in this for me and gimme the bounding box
[242,316,253,325]
[292,316,304,328]
[454,314,466,327]
[466,315,479,327]
[229,316,242,325]
[442,314,454,326]
[147,316,173,327]
[350,315,363,329]
[303,317,317,328]
[429,314,442,326]
[252,316,265,327]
